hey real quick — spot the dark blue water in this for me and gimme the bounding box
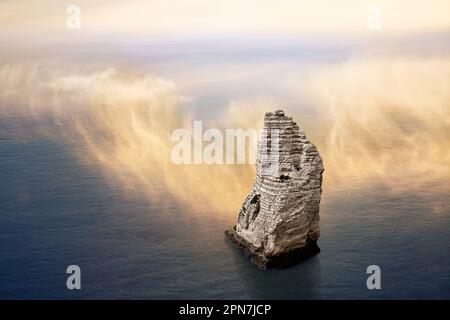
[0,138,449,299]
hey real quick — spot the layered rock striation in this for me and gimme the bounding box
[226,110,324,269]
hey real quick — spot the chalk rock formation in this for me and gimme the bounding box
[226,110,324,269]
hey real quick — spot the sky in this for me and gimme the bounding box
[1,0,449,41]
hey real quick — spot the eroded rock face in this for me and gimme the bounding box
[226,110,324,269]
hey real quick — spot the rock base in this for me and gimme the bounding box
[225,227,320,270]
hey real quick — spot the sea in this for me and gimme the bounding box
[0,34,449,299]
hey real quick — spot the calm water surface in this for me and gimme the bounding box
[0,137,448,299]
[0,38,449,299]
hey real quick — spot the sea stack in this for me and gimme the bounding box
[226,110,324,269]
